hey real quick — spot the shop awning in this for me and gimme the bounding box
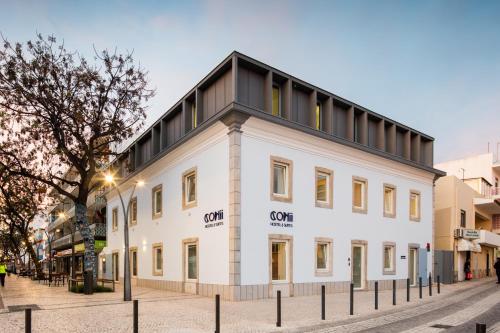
[457,238,481,252]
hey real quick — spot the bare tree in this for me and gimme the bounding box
[0,34,154,291]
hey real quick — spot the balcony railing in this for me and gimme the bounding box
[491,187,500,197]
[51,223,106,250]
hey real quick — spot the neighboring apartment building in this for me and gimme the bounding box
[46,176,107,276]
[101,52,444,301]
[434,153,500,283]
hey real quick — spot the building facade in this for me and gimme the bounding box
[435,153,500,283]
[101,52,443,300]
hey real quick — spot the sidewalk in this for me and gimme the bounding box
[0,275,497,333]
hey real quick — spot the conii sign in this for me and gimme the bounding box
[204,210,224,229]
[270,211,293,228]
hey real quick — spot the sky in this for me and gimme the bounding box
[1,0,499,163]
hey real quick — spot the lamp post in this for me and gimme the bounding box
[105,174,144,302]
[43,230,54,282]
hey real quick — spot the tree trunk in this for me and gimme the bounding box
[23,236,43,277]
[74,201,96,292]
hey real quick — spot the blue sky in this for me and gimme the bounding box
[1,0,499,163]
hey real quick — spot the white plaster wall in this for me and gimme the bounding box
[240,118,434,285]
[435,153,494,184]
[103,124,230,285]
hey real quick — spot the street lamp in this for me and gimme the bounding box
[105,173,144,302]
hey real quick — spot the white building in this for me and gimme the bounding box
[101,52,444,300]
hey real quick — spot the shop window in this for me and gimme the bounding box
[270,156,293,203]
[352,177,368,213]
[152,243,163,276]
[315,237,333,276]
[152,185,162,218]
[383,184,396,218]
[410,190,421,221]
[315,167,333,209]
[182,167,197,209]
[383,243,396,274]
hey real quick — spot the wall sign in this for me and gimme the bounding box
[270,211,294,228]
[400,255,406,259]
[204,209,224,228]
[463,229,480,239]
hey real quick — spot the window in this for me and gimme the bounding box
[315,102,322,130]
[152,243,163,276]
[130,248,138,277]
[112,252,119,282]
[315,167,333,209]
[383,243,396,274]
[315,237,333,276]
[192,103,197,129]
[270,156,293,202]
[182,167,197,209]
[409,190,421,221]
[129,198,137,226]
[112,207,118,231]
[383,184,396,218]
[352,177,368,213]
[101,257,106,275]
[460,209,466,228]
[272,85,281,117]
[272,242,287,281]
[152,185,162,218]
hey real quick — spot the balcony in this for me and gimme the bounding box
[478,230,500,248]
[51,223,106,250]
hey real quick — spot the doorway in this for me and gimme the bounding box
[183,239,198,294]
[351,242,367,289]
[130,247,138,286]
[269,235,293,297]
[409,248,418,286]
[112,252,119,282]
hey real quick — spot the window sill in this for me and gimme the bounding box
[384,212,396,218]
[271,194,292,203]
[352,207,367,214]
[315,270,333,277]
[315,201,333,209]
[383,270,396,275]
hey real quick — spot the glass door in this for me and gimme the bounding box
[186,244,198,281]
[352,245,364,289]
[271,242,287,282]
[409,248,417,286]
[112,253,119,282]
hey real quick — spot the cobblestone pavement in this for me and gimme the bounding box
[0,275,498,332]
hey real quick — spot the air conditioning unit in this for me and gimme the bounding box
[454,228,463,238]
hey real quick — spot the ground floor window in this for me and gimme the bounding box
[315,237,333,276]
[272,242,287,281]
[112,252,119,282]
[152,243,163,276]
[130,248,138,277]
[383,242,396,274]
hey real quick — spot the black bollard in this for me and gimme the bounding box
[25,308,32,333]
[476,323,486,333]
[321,285,325,320]
[437,275,441,294]
[215,294,220,333]
[350,283,354,315]
[276,290,281,327]
[419,277,422,299]
[406,278,410,302]
[392,280,396,305]
[133,299,138,333]
[429,273,432,297]
[374,281,378,310]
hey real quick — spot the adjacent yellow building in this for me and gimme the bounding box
[434,153,500,282]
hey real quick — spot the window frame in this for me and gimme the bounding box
[182,167,198,210]
[352,176,368,214]
[152,242,163,276]
[315,237,333,277]
[112,251,119,282]
[270,156,293,203]
[315,167,333,209]
[409,190,421,222]
[129,197,137,226]
[382,242,396,275]
[383,184,397,218]
[460,209,466,228]
[112,207,118,232]
[152,184,163,219]
[268,234,293,284]
[130,247,138,278]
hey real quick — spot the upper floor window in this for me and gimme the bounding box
[383,184,396,218]
[152,185,162,218]
[129,197,137,226]
[352,177,368,213]
[315,167,333,209]
[191,103,197,129]
[315,102,322,130]
[409,190,421,221]
[112,207,118,231]
[460,209,466,228]
[272,84,281,117]
[270,156,293,203]
[182,167,197,209]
